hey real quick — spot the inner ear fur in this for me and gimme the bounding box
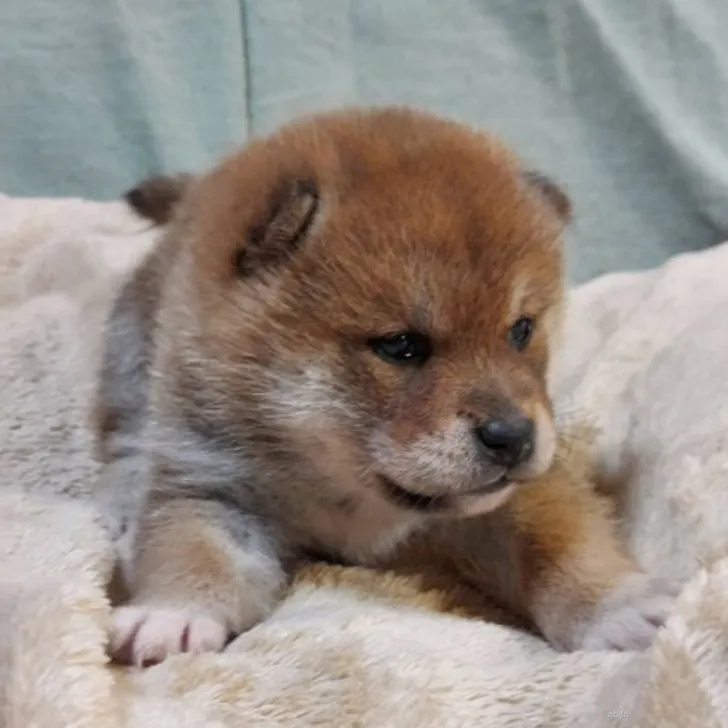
[236,179,320,277]
[524,171,572,223]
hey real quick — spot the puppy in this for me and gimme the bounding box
[95,107,676,666]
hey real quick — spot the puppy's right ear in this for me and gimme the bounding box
[124,173,194,226]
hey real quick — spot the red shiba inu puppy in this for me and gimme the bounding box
[95,107,676,665]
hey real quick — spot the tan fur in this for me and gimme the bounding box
[95,107,676,664]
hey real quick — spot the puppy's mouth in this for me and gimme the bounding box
[377,474,510,513]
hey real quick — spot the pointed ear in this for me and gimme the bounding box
[524,171,572,223]
[236,178,320,278]
[124,173,195,225]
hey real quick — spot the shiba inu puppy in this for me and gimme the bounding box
[95,107,676,665]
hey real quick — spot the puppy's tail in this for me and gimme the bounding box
[124,173,194,226]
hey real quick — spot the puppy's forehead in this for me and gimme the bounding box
[198,107,560,251]
[305,111,563,263]
[303,120,563,331]
[192,108,564,331]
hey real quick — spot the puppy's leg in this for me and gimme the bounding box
[423,461,678,651]
[111,491,285,666]
[95,242,285,665]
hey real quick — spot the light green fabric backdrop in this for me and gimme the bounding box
[1,1,727,281]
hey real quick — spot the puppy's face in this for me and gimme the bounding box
[163,108,569,519]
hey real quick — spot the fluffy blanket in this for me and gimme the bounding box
[0,193,726,728]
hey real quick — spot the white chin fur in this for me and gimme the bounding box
[452,483,517,517]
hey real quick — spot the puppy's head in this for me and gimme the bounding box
[160,107,570,519]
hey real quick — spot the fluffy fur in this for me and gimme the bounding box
[94,107,676,666]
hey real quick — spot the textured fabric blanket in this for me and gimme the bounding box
[0,193,726,728]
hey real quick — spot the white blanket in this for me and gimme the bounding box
[0,193,726,728]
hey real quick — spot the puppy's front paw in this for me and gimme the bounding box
[579,573,680,651]
[110,605,228,666]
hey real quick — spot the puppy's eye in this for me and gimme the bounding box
[509,316,535,351]
[368,332,432,366]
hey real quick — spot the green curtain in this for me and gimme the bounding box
[1,0,726,282]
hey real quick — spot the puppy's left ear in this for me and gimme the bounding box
[524,171,572,223]
[124,173,195,226]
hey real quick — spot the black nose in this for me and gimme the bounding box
[475,416,535,468]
